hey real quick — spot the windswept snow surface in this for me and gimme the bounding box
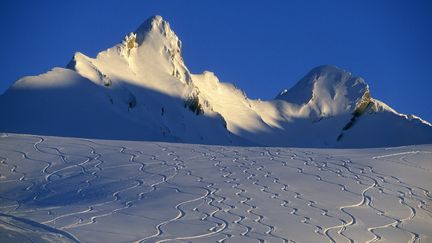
[1,133,431,242]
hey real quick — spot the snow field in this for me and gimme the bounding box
[0,134,431,242]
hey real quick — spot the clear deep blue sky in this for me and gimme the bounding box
[1,0,431,121]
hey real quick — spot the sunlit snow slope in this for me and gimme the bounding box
[0,15,431,147]
[1,133,431,242]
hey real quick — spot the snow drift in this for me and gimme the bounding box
[0,15,431,147]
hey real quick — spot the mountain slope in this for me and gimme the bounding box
[0,16,239,145]
[192,65,432,147]
[0,15,431,147]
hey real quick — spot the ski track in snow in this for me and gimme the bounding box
[0,134,431,242]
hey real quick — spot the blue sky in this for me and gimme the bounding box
[1,0,431,121]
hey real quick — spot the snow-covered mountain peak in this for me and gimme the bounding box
[135,16,171,37]
[131,15,190,83]
[67,15,192,88]
[134,15,182,53]
[276,65,370,117]
[1,16,431,148]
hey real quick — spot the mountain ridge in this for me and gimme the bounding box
[1,15,431,147]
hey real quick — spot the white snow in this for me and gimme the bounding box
[0,133,431,242]
[1,14,431,243]
[0,15,431,147]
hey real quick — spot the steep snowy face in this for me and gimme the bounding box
[276,65,370,118]
[133,15,191,84]
[67,15,192,96]
[192,71,272,134]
